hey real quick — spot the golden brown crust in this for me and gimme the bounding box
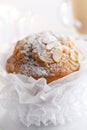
[33,69,79,83]
[6,31,81,83]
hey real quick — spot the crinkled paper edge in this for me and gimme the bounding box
[0,40,87,127]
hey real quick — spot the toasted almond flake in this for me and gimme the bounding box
[46,43,55,50]
[78,52,83,63]
[52,49,62,62]
[62,45,70,54]
[40,54,53,64]
[70,51,78,62]
[68,41,75,48]
[46,41,61,50]
[61,39,66,45]
[69,59,79,70]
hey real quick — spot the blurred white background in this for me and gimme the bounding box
[0,0,64,52]
[0,0,86,52]
[0,0,58,21]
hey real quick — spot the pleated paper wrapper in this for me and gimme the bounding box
[0,40,87,127]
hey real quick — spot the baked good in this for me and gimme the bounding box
[6,31,82,83]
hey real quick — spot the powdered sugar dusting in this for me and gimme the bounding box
[13,31,81,77]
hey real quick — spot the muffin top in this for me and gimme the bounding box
[7,31,82,77]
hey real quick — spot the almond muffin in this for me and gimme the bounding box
[6,31,82,83]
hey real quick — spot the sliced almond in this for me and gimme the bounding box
[62,45,70,54]
[68,41,75,48]
[77,52,83,63]
[69,59,79,70]
[52,49,62,62]
[46,43,54,50]
[46,41,59,50]
[61,38,67,45]
[40,54,53,64]
[32,49,53,65]
[74,49,83,62]
[70,51,78,62]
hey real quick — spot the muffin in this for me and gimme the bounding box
[6,31,82,83]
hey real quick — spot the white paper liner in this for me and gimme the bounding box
[0,40,87,127]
